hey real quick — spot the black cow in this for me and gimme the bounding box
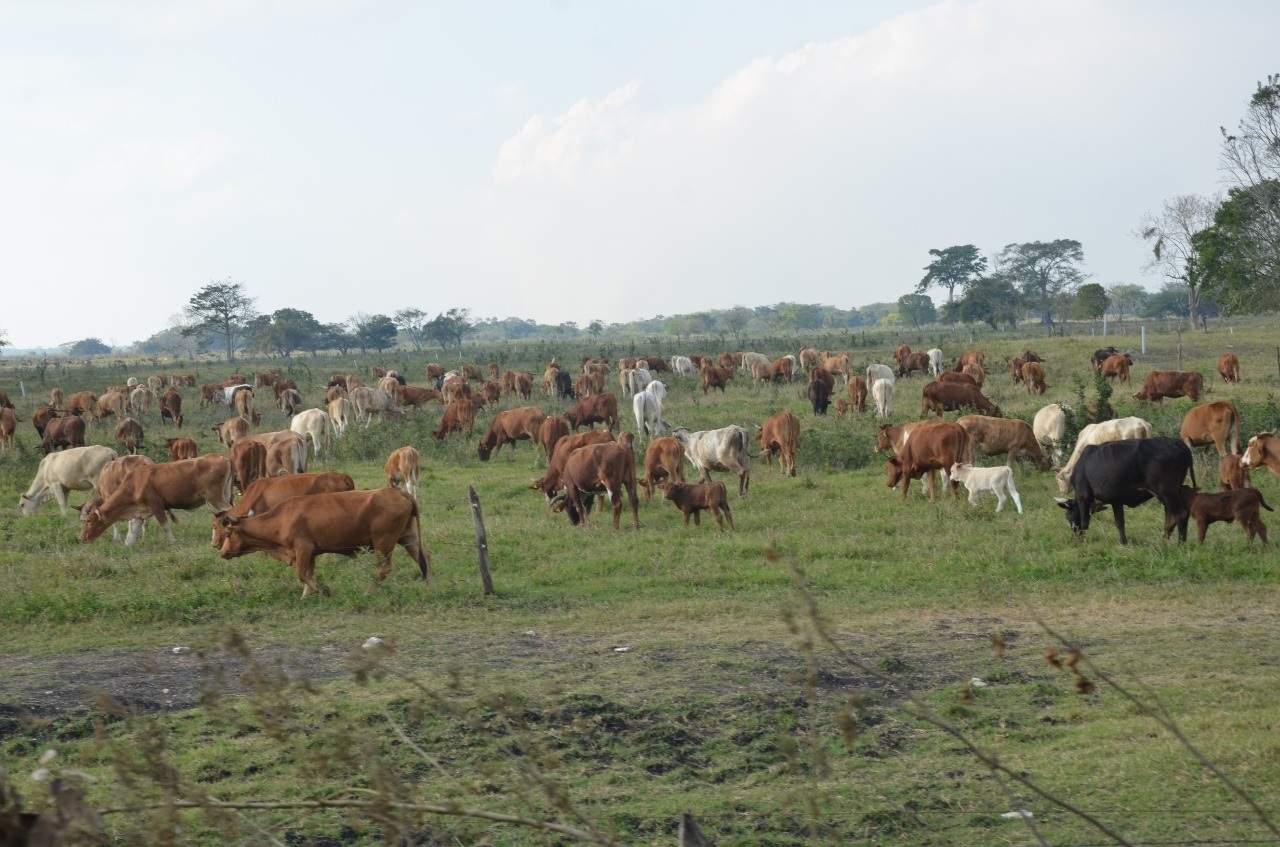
[1056,437,1196,544]
[807,379,831,416]
[1090,346,1120,371]
[553,369,576,400]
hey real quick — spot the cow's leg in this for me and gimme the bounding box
[967,487,979,507]
[739,467,749,497]
[994,489,1005,512]
[54,485,71,517]
[1009,483,1023,515]
[295,551,327,597]
[125,518,148,547]
[372,548,394,583]
[1112,506,1128,545]
[722,502,735,531]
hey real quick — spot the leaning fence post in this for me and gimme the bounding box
[469,485,494,596]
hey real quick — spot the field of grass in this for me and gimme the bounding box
[2,319,1280,845]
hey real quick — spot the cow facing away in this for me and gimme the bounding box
[672,425,751,497]
[660,481,735,531]
[385,446,421,499]
[1217,352,1241,384]
[551,441,640,530]
[756,411,800,477]
[641,436,686,501]
[1056,437,1196,544]
[1179,401,1240,457]
[214,487,431,597]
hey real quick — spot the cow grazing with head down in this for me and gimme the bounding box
[159,388,183,428]
[165,437,198,461]
[1133,370,1204,402]
[229,439,269,495]
[32,405,59,438]
[551,441,640,530]
[671,425,751,497]
[956,416,1050,472]
[1171,485,1271,545]
[79,454,235,546]
[217,473,357,534]
[871,378,894,419]
[1056,416,1154,493]
[885,420,968,502]
[1217,352,1241,384]
[1056,437,1195,544]
[640,436,686,501]
[565,393,619,433]
[214,487,431,597]
[807,379,832,415]
[42,415,86,454]
[350,387,406,427]
[756,411,800,477]
[65,391,97,418]
[700,361,734,394]
[660,481,734,531]
[277,388,304,417]
[213,416,249,449]
[0,407,15,449]
[921,381,1000,418]
[847,376,868,414]
[1033,403,1069,467]
[20,445,119,516]
[1020,361,1047,395]
[531,430,615,501]
[80,455,154,543]
[385,446,421,498]
[537,415,571,465]
[434,398,478,440]
[926,348,944,377]
[478,407,546,461]
[1100,353,1133,384]
[898,352,931,379]
[1220,454,1250,491]
[1180,401,1240,457]
[114,417,144,455]
[1091,347,1120,371]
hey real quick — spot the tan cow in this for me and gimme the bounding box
[0,407,16,449]
[434,398,478,440]
[1100,354,1132,383]
[478,407,546,461]
[229,439,269,494]
[114,417,144,455]
[79,454,234,546]
[1180,401,1240,457]
[385,446,421,499]
[165,437,198,461]
[213,416,250,449]
[1217,352,1241,384]
[847,376,868,414]
[756,411,800,477]
[956,416,1051,472]
[1020,361,1047,395]
[640,436,686,501]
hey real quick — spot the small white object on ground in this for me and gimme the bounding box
[363,637,385,650]
[1001,810,1034,819]
[613,646,631,653]
[172,646,190,655]
[970,677,988,687]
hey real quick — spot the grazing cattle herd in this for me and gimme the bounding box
[2,342,1274,597]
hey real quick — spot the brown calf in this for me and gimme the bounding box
[641,436,686,501]
[659,481,735,531]
[1169,485,1272,545]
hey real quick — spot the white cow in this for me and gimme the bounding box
[927,348,944,377]
[739,352,769,375]
[350,387,406,427]
[1033,403,1069,467]
[671,425,751,496]
[626,367,653,397]
[1056,416,1154,493]
[290,408,331,459]
[866,363,896,387]
[19,445,119,516]
[950,463,1023,513]
[633,391,664,442]
[327,397,354,437]
[670,356,697,378]
[871,378,895,419]
[645,380,667,404]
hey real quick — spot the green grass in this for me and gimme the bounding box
[3,321,1280,844]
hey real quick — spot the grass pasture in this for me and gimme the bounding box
[2,321,1280,845]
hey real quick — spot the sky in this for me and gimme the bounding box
[1,0,1277,351]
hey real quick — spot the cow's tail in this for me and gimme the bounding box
[740,427,761,459]
[410,498,433,584]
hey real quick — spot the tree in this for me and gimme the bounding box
[183,280,257,364]
[1072,283,1109,323]
[957,274,1020,330]
[425,308,474,355]
[393,308,429,352]
[997,240,1087,326]
[1137,194,1219,327]
[917,245,988,306]
[0,326,9,348]
[721,306,753,340]
[319,323,356,355]
[1105,283,1149,324]
[63,338,111,357]
[587,320,604,341]
[350,313,398,354]
[896,293,937,329]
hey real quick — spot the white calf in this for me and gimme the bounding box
[927,348,943,377]
[950,463,1022,513]
[871,378,894,419]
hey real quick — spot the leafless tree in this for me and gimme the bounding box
[1136,194,1219,328]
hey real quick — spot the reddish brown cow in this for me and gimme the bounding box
[434,398,478,440]
[114,417,144,455]
[394,385,443,410]
[807,367,835,394]
[766,357,794,384]
[385,446,420,499]
[42,416,86,454]
[639,356,670,374]
[537,415,571,464]
[700,362,734,394]
[1180,401,1240,457]
[480,380,502,406]
[217,472,356,527]
[565,393,619,432]
[1100,354,1132,384]
[1133,370,1204,402]
[898,352,931,378]
[756,411,800,477]
[848,376,868,414]
[1217,353,1241,384]
[65,391,98,417]
[229,439,268,493]
[954,350,985,371]
[159,388,183,428]
[0,390,12,410]
[165,437,198,461]
[885,420,969,502]
[426,363,445,381]
[1243,433,1280,480]
[95,391,128,423]
[461,364,484,383]
[1021,361,1047,395]
[80,454,234,546]
[32,405,60,438]
[532,430,615,501]
[214,487,431,597]
[936,371,978,386]
[0,407,16,449]
[1009,356,1025,385]
[893,344,912,366]
[1170,485,1272,545]
[921,381,1000,417]
[1219,454,1250,491]
[659,481,734,531]
[956,416,1050,472]
[640,436,686,501]
[478,407,546,461]
[552,441,640,530]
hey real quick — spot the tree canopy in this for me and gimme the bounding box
[917,245,988,305]
[183,280,257,364]
[425,308,474,354]
[64,337,111,357]
[997,240,1087,326]
[896,293,936,329]
[956,273,1020,330]
[1072,283,1109,322]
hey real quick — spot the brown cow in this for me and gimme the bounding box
[42,415,86,454]
[393,385,443,410]
[537,415,571,465]
[659,481,735,531]
[1242,433,1280,480]
[460,363,484,383]
[893,344,912,366]
[961,362,986,388]
[1021,361,1047,395]
[1217,352,1241,384]
[425,363,445,381]
[213,416,250,448]
[700,362,735,394]
[49,387,66,408]
[639,356,669,374]
[229,439,269,494]
[79,454,235,546]
[159,388,183,428]
[1180,401,1240,457]
[65,391,98,417]
[79,455,155,543]
[478,407,546,461]
[480,379,502,407]
[114,417,144,455]
[434,398,478,440]
[847,376,868,414]
[936,371,978,386]
[1170,485,1272,545]
[640,436,686,501]
[235,430,307,477]
[200,383,222,407]
[807,366,835,394]
[1133,370,1204,402]
[885,420,969,502]
[1219,454,1250,491]
[956,416,1051,472]
[32,405,59,438]
[766,356,794,384]
[0,407,16,449]
[565,393,619,432]
[95,391,128,423]
[1100,353,1132,383]
[165,437,199,461]
[1009,356,1025,385]
[385,446,421,499]
[898,352,931,378]
[756,411,800,477]
[532,430,615,501]
[216,473,356,529]
[921,381,1000,417]
[552,441,640,530]
[214,487,431,597]
[1022,350,1044,364]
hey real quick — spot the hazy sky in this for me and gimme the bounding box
[2,1,1276,350]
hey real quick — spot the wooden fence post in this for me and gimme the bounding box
[469,485,494,596]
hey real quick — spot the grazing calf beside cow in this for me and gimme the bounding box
[949,463,1022,514]
[659,481,735,531]
[1170,486,1271,546]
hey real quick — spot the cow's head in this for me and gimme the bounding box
[886,457,904,489]
[18,492,42,516]
[1055,497,1106,535]
[78,507,110,543]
